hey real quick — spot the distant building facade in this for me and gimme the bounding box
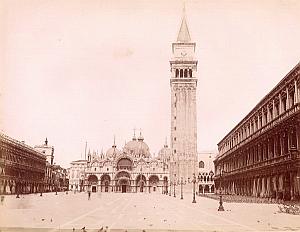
[52,164,69,192]
[214,62,300,201]
[34,138,68,192]
[34,138,54,165]
[0,132,46,195]
[34,138,55,192]
[197,152,216,194]
[68,159,87,192]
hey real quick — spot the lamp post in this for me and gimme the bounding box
[164,179,168,195]
[173,182,176,198]
[40,183,43,197]
[55,180,58,195]
[166,180,169,195]
[16,181,20,198]
[180,177,184,199]
[192,173,196,203]
[169,181,172,196]
[218,166,225,211]
[173,174,176,197]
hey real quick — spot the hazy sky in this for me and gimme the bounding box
[1,0,300,168]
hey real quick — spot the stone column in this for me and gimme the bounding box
[280,132,284,156]
[296,169,300,199]
[286,87,290,110]
[256,178,260,197]
[266,176,271,198]
[252,178,256,197]
[274,175,279,200]
[274,134,277,157]
[294,80,298,104]
[279,93,282,115]
[296,123,300,150]
[290,172,295,200]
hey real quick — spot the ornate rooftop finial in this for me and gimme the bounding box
[112,135,117,148]
[177,1,191,43]
[164,137,168,148]
[133,127,137,141]
[138,128,144,141]
[45,137,48,146]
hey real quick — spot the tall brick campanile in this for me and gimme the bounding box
[170,8,198,183]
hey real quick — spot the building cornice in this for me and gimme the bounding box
[217,62,300,147]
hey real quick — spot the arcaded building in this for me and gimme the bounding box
[83,133,170,193]
[0,132,46,195]
[214,62,300,201]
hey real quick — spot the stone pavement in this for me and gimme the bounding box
[0,191,299,232]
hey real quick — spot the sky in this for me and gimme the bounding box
[1,0,300,168]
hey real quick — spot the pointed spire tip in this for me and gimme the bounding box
[177,2,191,43]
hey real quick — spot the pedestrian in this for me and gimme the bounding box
[88,191,91,200]
[1,195,4,205]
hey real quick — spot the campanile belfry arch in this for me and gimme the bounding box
[170,6,198,182]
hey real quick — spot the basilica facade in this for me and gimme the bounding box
[82,133,170,193]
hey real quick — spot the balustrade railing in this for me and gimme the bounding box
[217,150,298,178]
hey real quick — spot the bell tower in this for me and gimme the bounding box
[170,7,198,182]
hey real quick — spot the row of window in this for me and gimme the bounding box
[175,69,193,78]
[0,148,45,170]
[218,128,297,173]
[3,166,44,180]
[219,80,299,155]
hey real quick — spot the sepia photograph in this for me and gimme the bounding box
[0,0,300,231]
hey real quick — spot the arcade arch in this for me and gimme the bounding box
[149,175,159,193]
[100,174,111,192]
[136,174,146,192]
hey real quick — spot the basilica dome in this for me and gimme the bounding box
[106,144,121,159]
[158,140,171,162]
[123,132,150,159]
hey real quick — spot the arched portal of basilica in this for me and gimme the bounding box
[115,171,131,193]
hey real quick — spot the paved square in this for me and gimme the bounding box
[0,192,299,232]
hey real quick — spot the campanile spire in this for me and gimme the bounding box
[177,4,191,43]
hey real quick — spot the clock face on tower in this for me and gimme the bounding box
[180,51,187,57]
